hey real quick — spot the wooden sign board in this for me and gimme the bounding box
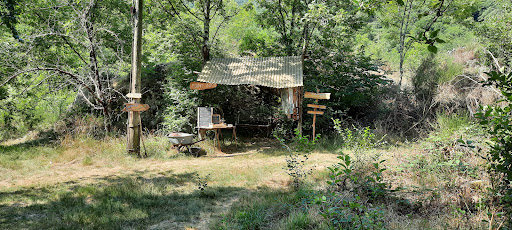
[190,82,217,90]
[307,104,326,109]
[122,103,149,112]
[126,93,142,99]
[304,92,330,100]
[307,110,324,115]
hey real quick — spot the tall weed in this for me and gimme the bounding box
[277,129,317,190]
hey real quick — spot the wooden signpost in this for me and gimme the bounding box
[126,93,142,99]
[307,104,326,109]
[304,92,330,100]
[122,103,150,112]
[305,91,330,139]
[307,110,324,115]
[190,82,217,90]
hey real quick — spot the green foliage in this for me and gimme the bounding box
[314,152,388,229]
[476,0,512,68]
[433,112,472,140]
[272,112,297,141]
[333,119,385,153]
[162,62,201,133]
[213,189,324,230]
[476,70,512,218]
[0,0,22,41]
[277,129,317,190]
[406,112,483,180]
[411,54,465,100]
[1,0,133,133]
[224,3,278,56]
[0,76,75,140]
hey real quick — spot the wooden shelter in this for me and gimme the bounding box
[197,56,304,120]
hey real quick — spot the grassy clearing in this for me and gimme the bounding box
[0,134,339,229]
[0,116,497,229]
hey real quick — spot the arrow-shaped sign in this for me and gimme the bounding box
[190,82,217,90]
[304,92,330,100]
[122,103,150,112]
[307,104,326,109]
[307,110,324,115]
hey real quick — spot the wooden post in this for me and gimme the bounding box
[312,89,319,139]
[127,0,143,155]
[297,87,303,135]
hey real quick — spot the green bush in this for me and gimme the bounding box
[277,129,317,190]
[476,71,512,224]
[162,61,201,134]
[333,119,386,153]
[314,152,388,229]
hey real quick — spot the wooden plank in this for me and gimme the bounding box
[126,93,142,99]
[307,110,324,115]
[123,103,149,112]
[304,92,330,100]
[190,82,217,90]
[307,104,326,109]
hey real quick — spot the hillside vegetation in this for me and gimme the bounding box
[1,0,511,229]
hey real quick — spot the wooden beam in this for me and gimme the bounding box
[304,92,330,100]
[307,110,324,115]
[307,104,326,109]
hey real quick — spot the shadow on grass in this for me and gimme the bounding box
[0,131,58,154]
[219,136,345,156]
[218,137,288,156]
[0,170,245,230]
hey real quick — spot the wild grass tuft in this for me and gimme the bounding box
[211,189,325,230]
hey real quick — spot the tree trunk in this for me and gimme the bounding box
[202,0,211,63]
[398,0,414,87]
[127,0,143,155]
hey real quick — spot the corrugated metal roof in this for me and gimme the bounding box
[197,56,303,89]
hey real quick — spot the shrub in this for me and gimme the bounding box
[162,62,200,133]
[314,152,388,229]
[333,119,386,153]
[277,129,317,190]
[476,71,512,224]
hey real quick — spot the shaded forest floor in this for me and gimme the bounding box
[0,131,496,229]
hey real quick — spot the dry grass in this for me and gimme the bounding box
[0,125,495,229]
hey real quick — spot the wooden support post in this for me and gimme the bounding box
[298,87,303,135]
[127,0,143,155]
[312,92,318,139]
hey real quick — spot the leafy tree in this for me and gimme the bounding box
[252,0,390,131]
[151,0,237,63]
[0,0,22,41]
[377,0,453,86]
[477,70,512,224]
[1,0,132,132]
[475,0,512,70]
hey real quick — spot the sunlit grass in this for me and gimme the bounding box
[0,121,494,229]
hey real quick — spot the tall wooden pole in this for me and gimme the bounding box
[312,89,319,139]
[127,0,143,155]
